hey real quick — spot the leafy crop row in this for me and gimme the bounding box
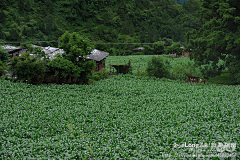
[0,76,239,159]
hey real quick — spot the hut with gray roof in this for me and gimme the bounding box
[1,45,28,58]
[88,49,109,72]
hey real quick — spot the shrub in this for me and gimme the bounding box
[0,60,6,76]
[169,58,202,80]
[0,46,9,62]
[59,32,96,84]
[146,56,170,78]
[164,42,182,56]
[91,68,108,82]
[226,56,240,84]
[9,52,48,84]
[48,54,82,81]
[135,69,147,77]
[143,45,153,55]
[153,41,165,54]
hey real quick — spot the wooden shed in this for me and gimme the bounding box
[110,60,131,74]
[87,49,109,72]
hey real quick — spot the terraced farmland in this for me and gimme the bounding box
[1,75,239,159]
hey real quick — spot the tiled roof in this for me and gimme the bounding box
[41,46,65,60]
[31,45,64,60]
[1,45,21,53]
[87,49,109,61]
[36,46,109,61]
[2,45,109,61]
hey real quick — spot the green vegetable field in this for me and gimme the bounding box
[105,55,202,79]
[1,75,239,159]
[106,55,169,74]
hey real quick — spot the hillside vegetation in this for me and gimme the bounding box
[2,0,239,82]
[0,0,201,47]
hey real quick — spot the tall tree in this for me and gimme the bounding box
[187,0,240,81]
[58,32,96,83]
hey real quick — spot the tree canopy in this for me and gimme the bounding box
[187,0,240,81]
[0,0,201,50]
[58,32,96,84]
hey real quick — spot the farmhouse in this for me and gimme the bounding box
[32,45,109,72]
[1,45,28,58]
[2,44,109,71]
[87,49,109,72]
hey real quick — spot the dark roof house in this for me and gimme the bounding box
[87,49,109,72]
[87,49,109,61]
[1,45,28,57]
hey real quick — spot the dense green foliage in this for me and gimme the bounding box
[0,0,201,49]
[0,46,9,62]
[164,42,182,55]
[143,38,177,55]
[91,68,108,82]
[146,56,170,78]
[9,49,48,84]
[106,55,202,80]
[7,32,96,84]
[187,0,240,82]
[48,54,81,81]
[58,32,96,84]
[59,32,93,64]
[1,75,239,159]
[0,47,8,76]
[0,60,7,76]
[207,71,239,85]
[169,57,201,80]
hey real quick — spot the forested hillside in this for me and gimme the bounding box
[0,0,201,48]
